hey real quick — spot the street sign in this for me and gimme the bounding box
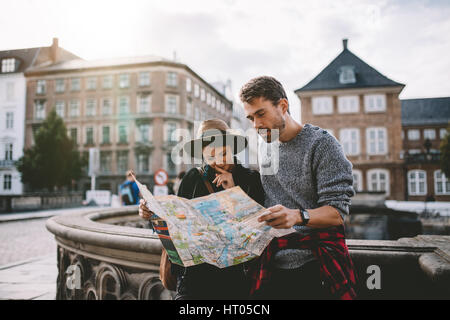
[153,185,169,196]
[154,169,169,186]
[88,148,100,176]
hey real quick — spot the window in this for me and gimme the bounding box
[367,127,387,155]
[137,123,150,143]
[435,170,450,195]
[55,101,65,118]
[367,169,390,195]
[102,126,110,144]
[423,129,436,140]
[69,100,80,117]
[138,95,151,113]
[312,97,333,115]
[6,112,14,129]
[339,128,360,156]
[139,72,150,86]
[201,110,206,121]
[364,94,386,112]
[200,88,205,101]
[338,96,359,113]
[34,100,46,119]
[86,99,96,116]
[103,75,113,89]
[194,84,199,97]
[70,128,78,144]
[86,77,97,90]
[4,143,13,160]
[137,154,150,173]
[206,92,211,105]
[221,103,225,115]
[1,58,15,73]
[166,95,178,114]
[186,99,192,117]
[352,170,363,192]
[118,96,129,115]
[119,74,130,88]
[216,99,221,111]
[100,152,112,173]
[102,98,112,115]
[71,78,81,91]
[117,151,128,173]
[338,65,356,84]
[407,129,420,141]
[3,174,12,190]
[55,79,65,93]
[36,80,46,94]
[165,122,177,142]
[408,170,427,196]
[186,78,192,92]
[86,127,94,145]
[165,152,176,175]
[212,96,216,108]
[408,149,421,155]
[166,72,177,87]
[195,106,200,121]
[118,125,128,143]
[440,128,448,139]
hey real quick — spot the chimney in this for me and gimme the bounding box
[343,38,348,50]
[50,37,59,62]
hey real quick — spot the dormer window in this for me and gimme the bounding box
[1,58,16,73]
[338,65,356,84]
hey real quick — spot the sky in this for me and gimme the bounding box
[1,0,450,122]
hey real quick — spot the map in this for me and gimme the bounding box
[135,178,296,268]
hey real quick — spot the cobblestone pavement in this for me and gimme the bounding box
[0,218,57,266]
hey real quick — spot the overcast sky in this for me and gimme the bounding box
[1,0,449,122]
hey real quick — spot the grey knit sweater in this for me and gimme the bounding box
[258,123,355,269]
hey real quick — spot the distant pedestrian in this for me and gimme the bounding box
[120,170,140,205]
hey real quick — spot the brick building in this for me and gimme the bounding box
[0,39,79,194]
[24,42,232,194]
[295,39,450,201]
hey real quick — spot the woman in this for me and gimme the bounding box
[139,119,264,300]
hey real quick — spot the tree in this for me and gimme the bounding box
[440,126,450,178]
[17,109,86,191]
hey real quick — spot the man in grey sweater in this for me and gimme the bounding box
[239,76,356,299]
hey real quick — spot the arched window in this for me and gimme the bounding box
[352,169,363,192]
[408,170,427,196]
[434,170,450,195]
[367,169,390,195]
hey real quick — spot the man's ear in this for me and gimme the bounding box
[279,98,289,115]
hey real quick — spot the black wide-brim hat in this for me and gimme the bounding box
[184,129,248,160]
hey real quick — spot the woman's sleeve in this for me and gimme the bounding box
[232,166,265,206]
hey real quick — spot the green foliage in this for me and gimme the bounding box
[17,109,86,191]
[440,126,450,178]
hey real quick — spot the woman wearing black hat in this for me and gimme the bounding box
[139,119,264,300]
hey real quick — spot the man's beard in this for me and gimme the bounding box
[258,117,285,143]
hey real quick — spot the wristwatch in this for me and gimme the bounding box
[299,209,310,226]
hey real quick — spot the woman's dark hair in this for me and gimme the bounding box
[239,76,288,106]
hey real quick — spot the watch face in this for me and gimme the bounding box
[303,209,310,219]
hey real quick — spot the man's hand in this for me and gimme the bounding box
[139,199,155,220]
[212,167,235,189]
[258,204,301,229]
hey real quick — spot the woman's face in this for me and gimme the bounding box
[202,145,234,172]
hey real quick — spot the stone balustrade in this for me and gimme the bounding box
[46,207,450,300]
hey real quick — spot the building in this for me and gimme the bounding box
[402,97,450,201]
[0,39,79,195]
[295,39,450,201]
[24,50,232,194]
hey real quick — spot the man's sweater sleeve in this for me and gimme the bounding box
[312,134,355,217]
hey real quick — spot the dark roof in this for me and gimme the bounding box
[295,43,404,92]
[401,97,450,126]
[0,47,41,73]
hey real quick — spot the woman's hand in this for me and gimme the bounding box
[139,199,155,220]
[212,166,235,189]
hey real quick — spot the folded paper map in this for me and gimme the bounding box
[135,178,296,268]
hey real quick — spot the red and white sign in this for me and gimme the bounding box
[154,169,169,186]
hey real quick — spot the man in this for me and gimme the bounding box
[239,76,357,299]
[120,170,140,205]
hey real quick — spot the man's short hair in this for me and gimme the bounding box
[239,76,288,106]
